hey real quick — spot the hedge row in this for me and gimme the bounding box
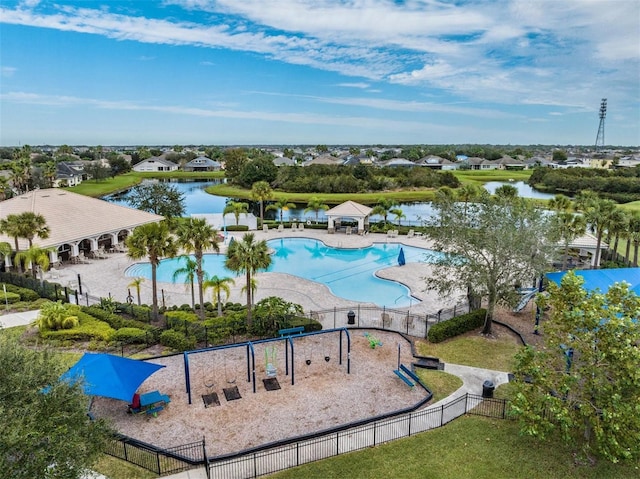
[40,310,116,342]
[427,308,487,343]
[1,291,21,304]
[2,283,40,302]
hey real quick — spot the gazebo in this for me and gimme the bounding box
[325,200,372,233]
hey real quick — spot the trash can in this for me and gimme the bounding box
[482,380,495,398]
[347,310,356,325]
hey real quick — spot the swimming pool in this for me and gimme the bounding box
[125,238,443,307]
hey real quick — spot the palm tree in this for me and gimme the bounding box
[42,161,58,188]
[552,212,587,270]
[18,212,50,248]
[223,201,249,226]
[172,256,198,310]
[0,214,23,268]
[548,194,573,212]
[628,212,640,267]
[266,198,296,223]
[606,209,628,262]
[251,181,273,226]
[371,197,398,226]
[583,198,618,269]
[390,208,405,226]
[494,184,519,200]
[176,217,220,319]
[304,197,329,224]
[127,277,145,306]
[203,275,235,316]
[126,222,178,320]
[14,245,54,280]
[224,233,271,328]
[1,241,12,270]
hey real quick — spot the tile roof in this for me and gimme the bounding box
[0,188,164,250]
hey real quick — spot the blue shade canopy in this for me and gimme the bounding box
[546,268,640,295]
[398,247,406,266]
[59,353,165,402]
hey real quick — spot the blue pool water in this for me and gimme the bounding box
[125,238,443,307]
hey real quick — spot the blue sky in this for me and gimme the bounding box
[1,0,639,146]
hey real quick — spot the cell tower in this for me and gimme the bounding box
[595,98,607,151]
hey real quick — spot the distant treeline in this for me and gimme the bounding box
[529,166,640,203]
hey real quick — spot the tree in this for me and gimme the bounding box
[36,301,79,331]
[224,233,271,328]
[390,207,405,226]
[223,148,249,181]
[494,184,519,200]
[126,222,178,320]
[304,197,329,224]
[85,161,110,182]
[172,255,198,310]
[175,217,220,318]
[0,212,49,273]
[42,161,58,188]
[0,335,111,478]
[126,183,185,220]
[127,277,145,306]
[629,212,640,266]
[223,201,249,226]
[371,197,398,226]
[252,296,304,336]
[582,198,618,269]
[511,272,640,463]
[14,245,54,280]
[552,212,586,270]
[251,181,273,226]
[237,157,278,188]
[266,197,296,223]
[552,149,568,163]
[203,275,235,316]
[425,193,556,335]
[548,194,573,212]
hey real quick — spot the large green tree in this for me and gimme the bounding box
[224,233,271,328]
[425,193,556,335]
[125,183,185,220]
[176,218,220,318]
[126,221,178,320]
[511,273,640,463]
[203,275,235,316]
[0,335,111,478]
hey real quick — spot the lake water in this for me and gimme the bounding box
[104,179,550,225]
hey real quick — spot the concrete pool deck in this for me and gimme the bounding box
[43,229,465,319]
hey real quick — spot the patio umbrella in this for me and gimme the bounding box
[59,352,165,402]
[398,247,406,266]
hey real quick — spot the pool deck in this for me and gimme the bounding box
[44,229,464,319]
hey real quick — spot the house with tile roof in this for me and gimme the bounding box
[132,157,179,172]
[183,156,221,172]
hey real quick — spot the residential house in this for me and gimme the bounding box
[418,156,459,170]
[493,155,526,170]
[183,156,221,172]
[132,157,179,172]
[54,162,84,187]
[464,157,498,170]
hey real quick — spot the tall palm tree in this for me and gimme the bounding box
[552,212,587,270]
[18,212,50,248]
[203,275,235,316]
[251,181,273,226]
[42,161,58,188]
[1,241,12,270]
[548,194,573,212]
[606,209,628,262]
[14,245,54,280]
[172,256,198,310]
[628,212,640,267]
[371,197,398,226]
[583,198,618,269]
[0,214,23,259]
[266,198,296,223]
[493,184,519,200]
[176,218,220,318]
[390,208,405,226]
[126,222,178,320]
[127,277,145,306]
[224,233,271,328]
[223,201,249,226]
[304,197,329,224]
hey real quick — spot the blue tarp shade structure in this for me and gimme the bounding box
[398,247,406,266]
[59,353,165,402]
[546,268,640,295]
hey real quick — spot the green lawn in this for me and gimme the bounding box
[268,415,639,479]
[92,455,156,479]
[620,200,640,212]
[453,169,532,184]
[416,333,521,371]
[414,369,462,402]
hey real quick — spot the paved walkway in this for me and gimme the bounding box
[0,309,40,328]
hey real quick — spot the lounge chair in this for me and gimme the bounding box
[298,222,305,231]
[407,229,415,238]
[291,223,297,230]
[263,224,269,233]
[346,226,352,235]
[277,224,284,233]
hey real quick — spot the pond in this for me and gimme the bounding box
[104,178,551,226]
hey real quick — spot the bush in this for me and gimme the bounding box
[40,310,115,341]
[112,327,148,344]
[2,283,40,302]
[427,309,486,343]
[1,291,21,304]
[288,316,322,333]
[160,329,196,352]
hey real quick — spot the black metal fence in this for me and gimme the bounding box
[104,434,209,477]
[206,393,510,479]
[306,302,469,339]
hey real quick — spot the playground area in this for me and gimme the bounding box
[91,329,429,457]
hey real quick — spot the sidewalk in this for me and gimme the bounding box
[0,309,40,328]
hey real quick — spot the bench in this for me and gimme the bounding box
[278,326,305,337]
[393,369,414,388]
[400,364,422,384]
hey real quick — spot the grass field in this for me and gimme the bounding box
[453,169,532,184]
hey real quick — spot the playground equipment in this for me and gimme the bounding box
[265,345,277,377]
[364,332,382,349]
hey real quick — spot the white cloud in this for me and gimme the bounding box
[1,66,17,77]
[336,82,370,89]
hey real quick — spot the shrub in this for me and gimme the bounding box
[160,329,196,352]
[112,327,148,344]
[288,316,322,333]
[427,309,486,343]
[40,310,115,341]
[2,283,40,302]
[1,291,21,304]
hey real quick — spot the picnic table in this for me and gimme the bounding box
[135,390,170,416]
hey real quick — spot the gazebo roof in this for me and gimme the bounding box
[325,200,372,218]
[0,188,163,250]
